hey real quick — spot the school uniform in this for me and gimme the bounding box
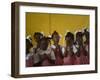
[74,56,80,65]
[74,47,89,65]
[72,43,81,65]
[51,45,63,65]
[26,53,34,67]
[84,41,89,64]
[63,55,75,65]
[80,47,89,64]
[27,47,41,67]
[37,48,56,66]
[63,47,76,65]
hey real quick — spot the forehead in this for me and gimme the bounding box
[40,39,48,43]
[53,34,59,37]
[65,37,71,41]
[76,35,82,38]
[34,33,42,37]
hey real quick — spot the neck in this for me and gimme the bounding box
[54,43,59,46]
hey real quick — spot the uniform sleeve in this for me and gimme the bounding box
[62,47,65,56]
[29,47,34,53]
[50,49,56,60]
[33,53,40,64]
[73,45,78,54]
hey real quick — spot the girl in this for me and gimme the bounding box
[38,37,56,66]
[83,29,89,64]
[51,31,63,65]
[33,32,43,49]
[26,39,34,67]
[32,32,44,66]
[74,32,89,65]
[63,32,76,65]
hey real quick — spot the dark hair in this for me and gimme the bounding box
[39,37,50,50]
[33,32,43,38]
[76,32,83,38]
[40,37,47,40]
[26,39,33,53]
[65,32,74,40]
[26,39,33,47]
[83,29,89,38]
[52,31,59,38]
[40,37,50,43]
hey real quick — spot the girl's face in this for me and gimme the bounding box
[65,37,70,45]
[40,39,48,50]
[52,34,60,44]
[65,37,72,46]
[34,34,43,43]
[76,36,83,45]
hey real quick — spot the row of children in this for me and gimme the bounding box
[26,29,89,67]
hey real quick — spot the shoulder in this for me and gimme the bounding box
[61,46,65,53]
[29,47,34,53]
[26,53,33,60]
[51,45,56,49]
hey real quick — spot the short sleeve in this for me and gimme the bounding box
[50,49,56,60]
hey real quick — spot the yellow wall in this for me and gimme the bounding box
[26,12,89,46]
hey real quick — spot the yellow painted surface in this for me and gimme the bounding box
[26,12,89,45]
